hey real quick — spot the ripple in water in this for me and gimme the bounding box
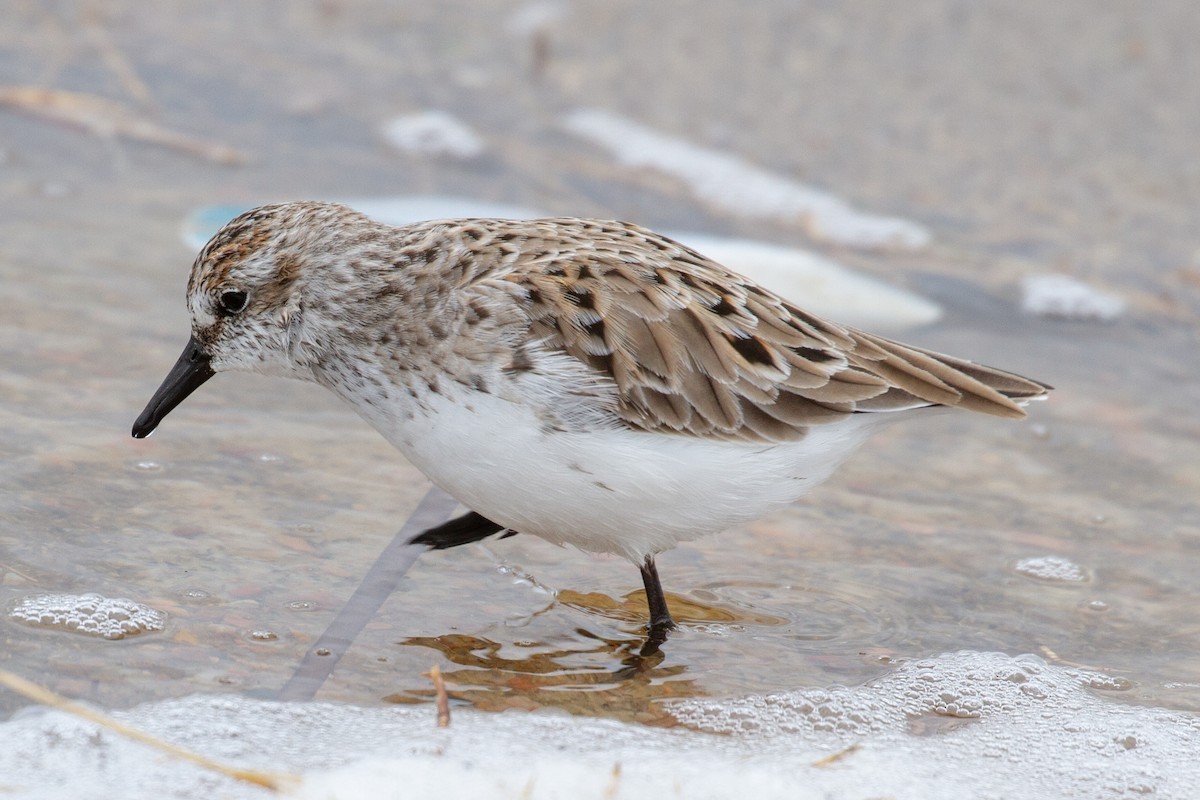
[8,592,166,640]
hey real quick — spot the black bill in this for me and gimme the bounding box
[131,336,215,438]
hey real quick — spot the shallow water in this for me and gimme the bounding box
[2,1,1200,795]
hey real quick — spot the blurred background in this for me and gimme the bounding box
[1,0,1198,745]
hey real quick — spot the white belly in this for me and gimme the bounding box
[355,384,877,563]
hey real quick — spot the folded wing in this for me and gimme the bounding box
[468,219,1049,443]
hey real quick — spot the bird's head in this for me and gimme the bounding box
[132,201,374,438]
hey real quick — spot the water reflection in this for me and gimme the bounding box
[388,582,804,720]
[393,628,695,724]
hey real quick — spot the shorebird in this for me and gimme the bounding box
[133,202,1049,635]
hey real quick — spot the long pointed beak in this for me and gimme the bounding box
[132,336,215,438]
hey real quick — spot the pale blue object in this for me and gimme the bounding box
[182,196,546,251]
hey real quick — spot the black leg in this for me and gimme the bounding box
[408,510,513,550]
[639,556,676,632]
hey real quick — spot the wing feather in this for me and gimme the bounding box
[456,218,1049,442]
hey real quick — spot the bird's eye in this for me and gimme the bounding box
[218,289,248,315]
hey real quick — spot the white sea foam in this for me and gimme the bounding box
[381,111,485,159]
[562,109,932,250]
[0,651,1195,799]
[1020,273,1126,321]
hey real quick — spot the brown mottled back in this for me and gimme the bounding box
[443,218,1050,443]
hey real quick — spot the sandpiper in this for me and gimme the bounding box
[133,202,1049,635]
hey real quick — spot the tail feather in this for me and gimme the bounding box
[849,330,1052,418]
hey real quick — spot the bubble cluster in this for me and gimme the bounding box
[665,650,1200,797]
[381,111,485,159]
[8,592,166,640]
[671,651,1136,739]
[672,652,1200,796]
[1015,555,1088,582]
[0,652,1196,799]
[1020,273,1126,321]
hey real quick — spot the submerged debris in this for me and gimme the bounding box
[0,86,242,164]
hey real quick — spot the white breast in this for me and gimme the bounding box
[351,381,878,564]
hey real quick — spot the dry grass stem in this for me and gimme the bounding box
[425,664,451,727]
[0,668,293,792]
[0,86,242,164]
[811,742,862,767]
[81,6,155,107]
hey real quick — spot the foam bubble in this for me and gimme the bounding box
[1020,273,1126,321]
[8,592,166,640]
[381,111,485,159]
[1014,555,1088,583]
